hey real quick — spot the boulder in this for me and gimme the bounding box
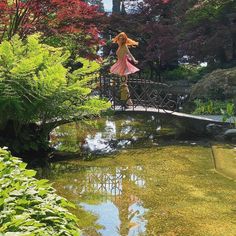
[223,129,236,141]
[190,67,236,100]
[206,123,224,136]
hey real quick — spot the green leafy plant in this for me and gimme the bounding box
[193,99,235,116]
[162,65,207,82]
[0,34,110,154]
[0,148,80,235]
[221,102,236,126]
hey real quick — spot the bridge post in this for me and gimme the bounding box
[112,76,116,109]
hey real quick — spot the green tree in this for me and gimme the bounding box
[181,0,236,65]
[0,0,104,59]
[0,34,110,155]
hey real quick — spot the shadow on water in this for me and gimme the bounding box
[36,114,236,236]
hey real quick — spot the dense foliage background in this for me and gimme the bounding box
[105,0,236,77]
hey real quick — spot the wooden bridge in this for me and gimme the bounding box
[96,75,231,135]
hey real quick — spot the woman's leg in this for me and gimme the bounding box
[125,75,133,106]
[120,75,133,106]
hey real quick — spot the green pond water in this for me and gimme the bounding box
[38,114,236,236]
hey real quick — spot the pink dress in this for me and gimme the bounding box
[110,52,139,76]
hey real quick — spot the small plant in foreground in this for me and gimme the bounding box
[0,148,80,235]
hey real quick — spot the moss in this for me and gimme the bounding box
[45,145,236,236]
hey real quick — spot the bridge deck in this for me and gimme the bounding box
[114,106,233,124]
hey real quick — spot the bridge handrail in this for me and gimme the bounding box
[94,73,190,113]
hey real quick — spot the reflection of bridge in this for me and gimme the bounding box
[52,164,147,236]
[80,166,147,236]
[39,163,147,235]
[81,166,145,198]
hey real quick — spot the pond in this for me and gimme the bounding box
[38,114,236,236]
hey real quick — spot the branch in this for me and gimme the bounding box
[42,113,100,133]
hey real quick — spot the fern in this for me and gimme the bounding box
[0,34,110,152]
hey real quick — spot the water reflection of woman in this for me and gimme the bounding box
[110,32,139,107]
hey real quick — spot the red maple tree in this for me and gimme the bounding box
[103,0,178,80]
[179,0,236,65]
[0,0,104,58]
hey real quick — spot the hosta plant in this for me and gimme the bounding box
[0,148,80,235]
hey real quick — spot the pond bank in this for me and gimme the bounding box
[211,143,236,180]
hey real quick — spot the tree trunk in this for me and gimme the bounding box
[113,0,121,13]
[0,115,97,160]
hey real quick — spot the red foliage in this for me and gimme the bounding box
[179,1,236,64]
[104,0,178,75]
[0,0,104,58]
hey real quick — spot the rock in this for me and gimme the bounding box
[190,67,236,100]
[206,123,224,136]
[223,129,236,141]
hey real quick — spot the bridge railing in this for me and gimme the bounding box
[96,74,189,113]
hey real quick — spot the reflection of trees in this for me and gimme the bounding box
[50,123,85,152]
[50,120,107,152]
[49,114,178,155]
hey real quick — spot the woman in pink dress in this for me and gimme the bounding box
[110,32,139,106]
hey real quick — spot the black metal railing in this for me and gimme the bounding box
[96,74,189,113]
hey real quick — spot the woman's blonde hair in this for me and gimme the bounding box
[112,32,138,47]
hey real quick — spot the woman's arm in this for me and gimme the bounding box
[125,45,138,64]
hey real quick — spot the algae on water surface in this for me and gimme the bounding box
[42,114,236,236]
